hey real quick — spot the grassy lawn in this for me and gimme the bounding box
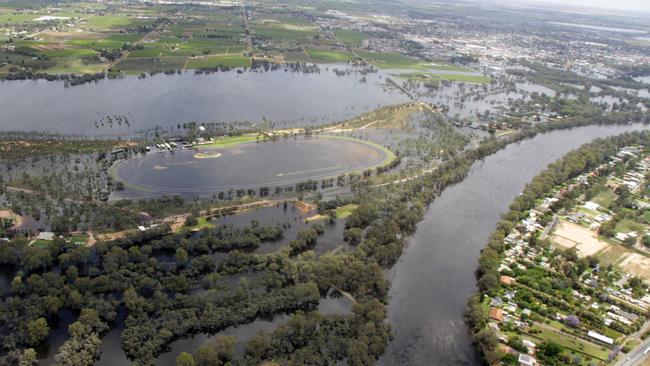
[187,54,251,69]
[31,239,50,248]
[601,327,625,342]
[577,206,601,218]
[335,204,358,219]
[524,325,610,361]
[195,134,259,149]
[67,235,88,245]
[334,29,364,47]
[623,339,640,352]
[598,243,632,265]
[592,190,617,208]
[188,217,215,231]
[615,219,645,233]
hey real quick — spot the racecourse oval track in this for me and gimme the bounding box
[113,136,389,194]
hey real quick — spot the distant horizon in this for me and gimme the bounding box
[514,0,650,13]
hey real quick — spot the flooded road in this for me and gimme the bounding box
[380,123,648,365]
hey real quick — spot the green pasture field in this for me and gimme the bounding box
[68,33,146,50]
[334,29,364,47]
[39,47,98,58]
[283,50,311,63]
[305,48,353,63]
[186,54,250,69]
[519,326,610,362]
[115,56,186,73]
[252,24,318,44]
[44,59,107,74]
[82,15,152,29]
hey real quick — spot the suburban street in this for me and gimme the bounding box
[617,339,650,366]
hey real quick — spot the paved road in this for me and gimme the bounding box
[617,339,650,366]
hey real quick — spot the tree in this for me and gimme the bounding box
[213,336,234,364]
[539,341,563,359]
[19,349,38,366]
[344,227,363,245]
[643,235,650,248]
[185,216,198,227]
[176,352,195,366]
[175,247,189,264]
[26,318,49,346]
[564,315,580,328]
[194,345,218,366]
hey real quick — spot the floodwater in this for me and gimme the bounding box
[0,68,407,136]
[152,291,353,365]
[91,296,352,365]
[379,123,647,365]
[114,136,385,195]
[212,203,350,255]
[32,201,351,365]
[19,123,645,365]
[152,314,290,365]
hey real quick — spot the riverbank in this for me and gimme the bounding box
[466,131,650,365]
[379,123,649,365]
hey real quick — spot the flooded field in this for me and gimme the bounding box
[0,67,407,136]
[113,136,388,196]
[0,66,557,138]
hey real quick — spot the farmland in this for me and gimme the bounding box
[0,1,488,84]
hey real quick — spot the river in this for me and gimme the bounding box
[379,123,648,365]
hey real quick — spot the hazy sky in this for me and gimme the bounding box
[527,0,650,12]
